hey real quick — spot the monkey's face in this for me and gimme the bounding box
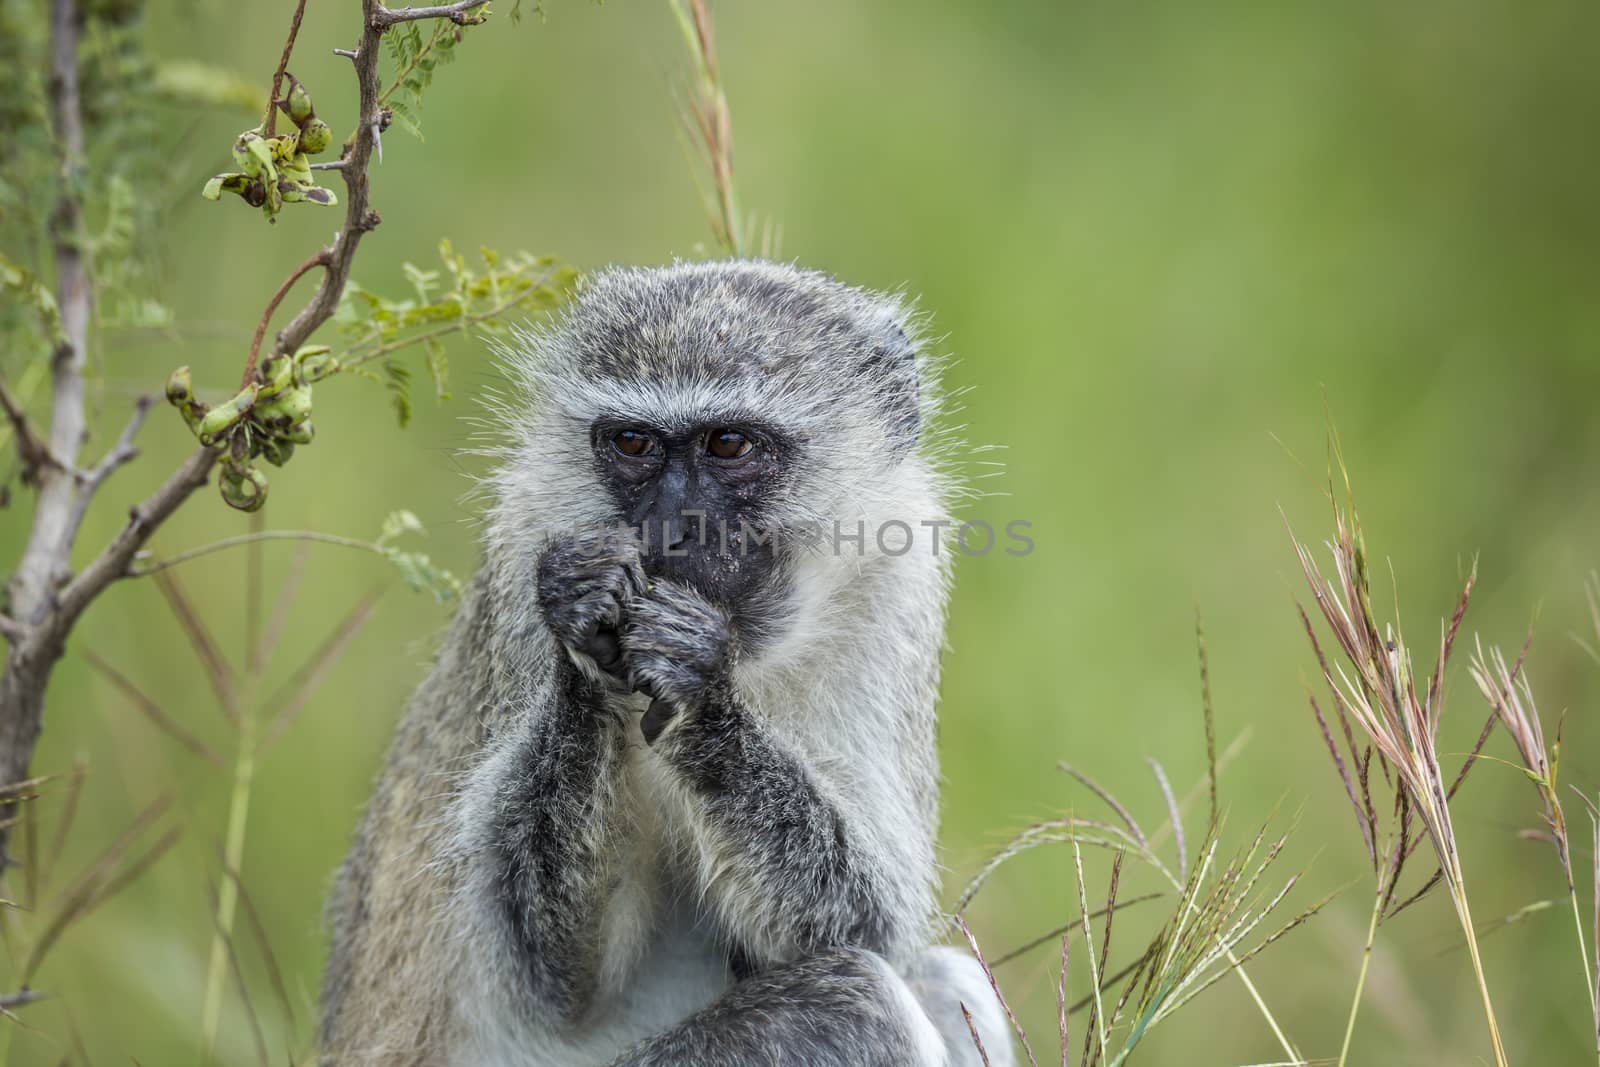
[499,261,941,654]
[589,415,792,644]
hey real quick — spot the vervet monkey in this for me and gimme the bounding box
[320,261,1013,1067]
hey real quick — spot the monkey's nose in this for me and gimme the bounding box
[661,517,691,549]
[655,512,707,551]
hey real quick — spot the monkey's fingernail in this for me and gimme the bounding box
[640,698,677,745]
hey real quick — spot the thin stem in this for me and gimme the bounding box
[241,250,331,389]
[262,0,310,136]
[1227,955,1302,1065]
[200,710,259,1063]
[130,530,381,577]
[1568,886,1600,1066]
[1147,833,1304,1064]
[1451,884,1510,1067]
[1337,885,1384,1067]
[337,281,551,371]
[1071,841,1109,1065]
[670,0,744,256]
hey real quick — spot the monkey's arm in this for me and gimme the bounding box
[482,663,633,1023]
[460,532,647,1025]
[622,583,927,966]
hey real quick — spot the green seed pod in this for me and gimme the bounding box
[257,353,295,401]
[202,174,250,201]
[259,437,296,467]
[165,366,210,435]
[295,347,338,384]
[219,459,268,512]
[255,382,313,429]
[279,149,313,185]
[286,419,315,445]
[298,117,332,155]
[262,177,283,221]
[165,365,195,405]
[277,72,316,127]
[235,130,276,180]
[197,383,259,446]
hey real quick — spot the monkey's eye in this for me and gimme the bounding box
[610,428,656,458]
[706,429,752,460]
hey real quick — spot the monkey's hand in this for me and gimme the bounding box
[536,529,645,682]
[618,579,734,743]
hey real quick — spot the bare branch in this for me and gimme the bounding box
[53,447,218,627]
[63,394,153,546]
[7,0,93,625]
[372,1,492,28]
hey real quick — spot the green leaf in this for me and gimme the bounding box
[378,509,426,547]
[424,336,450,401]
[383,359,413,428]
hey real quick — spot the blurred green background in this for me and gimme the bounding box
[4,1,1600,1063]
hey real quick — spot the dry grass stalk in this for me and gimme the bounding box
[1058,933,1070,1067]
[1289,465,1508,1067]
[1468,636,1595,1063]
[960,1001,994,1067]
[989,893,1164,969]
[670,0,745,257]
[1073,842,1111,1066]
[957,914,1038,1067]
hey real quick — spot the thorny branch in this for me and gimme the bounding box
[0,0,473,860]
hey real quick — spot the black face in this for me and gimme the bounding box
[592,418,790,644]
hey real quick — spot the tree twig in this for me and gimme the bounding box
[63,394,153,547]
[8,0,92,621]
[371,1,492,28]
[240,250,332,389]
[263,0,310,136]
[0,0,97,858]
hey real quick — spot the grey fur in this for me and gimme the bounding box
[320,261,1014,1066]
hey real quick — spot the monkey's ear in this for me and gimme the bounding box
[859,319,921,456]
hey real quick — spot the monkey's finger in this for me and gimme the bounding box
[639,697,679,745]
[617,553,649,600]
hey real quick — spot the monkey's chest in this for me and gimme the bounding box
[597,735,733,1028]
